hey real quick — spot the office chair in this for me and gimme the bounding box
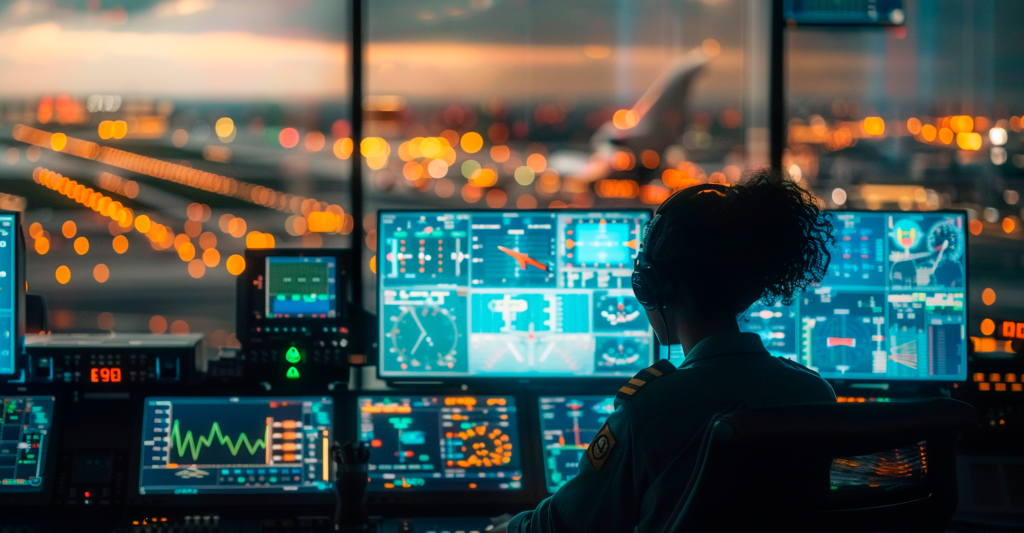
[662,398,976,533]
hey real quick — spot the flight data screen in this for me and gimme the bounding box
[358,396,522,492]
[740,211,967,381]
[265,256,337,319]
[0,214,15,374]
[378,211,652,378]
[139,397,334,495]
[0,396,54,492]
[538,396,615,493]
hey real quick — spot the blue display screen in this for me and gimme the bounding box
[378,211,652,378]
[0,214,15,375]
[0,396,54,492]
[358,396,522,492]
[538,396,615,493]
[138,397,334,495]
[265,256,336,319]
[740,211,968,381]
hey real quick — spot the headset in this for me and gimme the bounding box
[632,183,732,312]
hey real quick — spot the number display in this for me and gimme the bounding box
[90,367,122,383]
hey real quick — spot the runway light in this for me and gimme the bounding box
[55,266,71,285]
[226,254,246,276]
[862,117,885,136]
[461,132,484,153]
[990,127,1008,146]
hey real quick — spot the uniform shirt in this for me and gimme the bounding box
[507,332,836,533]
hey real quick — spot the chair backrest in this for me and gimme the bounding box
[662,398,976,533]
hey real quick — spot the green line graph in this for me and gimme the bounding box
[170,419,266,462]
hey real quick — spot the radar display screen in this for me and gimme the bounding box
[0,396,54,492]
[0,214,16,374]
[138,397,334,495]
[740,211,967,381]
[265,256,337,319]
[358,396,522,492]
[378,211,652,378]
[538,396,614,493]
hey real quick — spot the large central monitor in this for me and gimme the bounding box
[358,395,522,492]
[739,211,967,381]
[378,210,652,379]
[138,397,334,495]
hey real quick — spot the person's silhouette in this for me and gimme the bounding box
[495,168,837,533]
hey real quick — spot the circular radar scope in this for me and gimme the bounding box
[927,219,964,263]
[597,295,643,328]
[387,305,460,371]
[597,338,643,368]
[455,425,513,468]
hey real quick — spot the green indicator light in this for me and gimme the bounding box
[286,366,300,379]
[285,346,301,364]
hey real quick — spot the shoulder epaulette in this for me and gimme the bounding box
[615,359,677,406]
[779,357,821,377]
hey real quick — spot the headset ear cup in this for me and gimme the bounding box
[632,263,662,311]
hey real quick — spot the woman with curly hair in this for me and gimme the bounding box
[496,168,837,533]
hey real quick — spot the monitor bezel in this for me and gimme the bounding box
[128,393,338,508]
[376,208,655,384]
[797,209,970,384]
[0,210,24,376]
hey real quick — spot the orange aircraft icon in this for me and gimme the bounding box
[497,246,548,271]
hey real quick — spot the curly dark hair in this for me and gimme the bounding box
[649,167,834,317]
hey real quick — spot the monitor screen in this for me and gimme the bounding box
[378,210,652,378]
[358,395,522,492]
[0,214,15,375]
[740,211,967,381]
[265,256,337,319]
[0,396,54,492]
[138,397,334,495]
[538,396,615,493]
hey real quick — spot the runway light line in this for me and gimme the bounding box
[13,124,351,234]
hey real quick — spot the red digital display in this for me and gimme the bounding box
[90,367,122,383]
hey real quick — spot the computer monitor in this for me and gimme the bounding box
[138,397,334,495]
[0,212,19,375]
[537,396,615,493]
[358,395,522,492]
[0,396,54,492]
[377,210,652,378]
[740,211,967,381]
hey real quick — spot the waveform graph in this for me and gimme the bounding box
[800,291,885,377]
[139,397,334,495]
[470,214,557,288]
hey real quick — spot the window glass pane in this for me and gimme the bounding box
[365,0,747,307]
[786,0,1023,322]
[0,1,351,346]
